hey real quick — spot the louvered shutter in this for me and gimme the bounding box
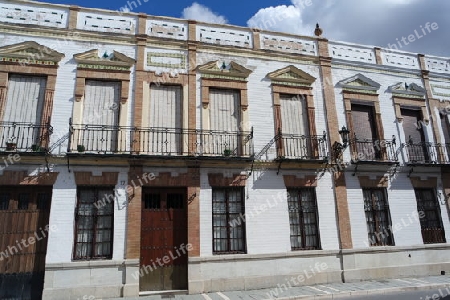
[351,104,378,160]
[2,75,46,148]
[207,89,240,155]
[280,94,309,158]
[148,84,182,154]
[82,80,120,152]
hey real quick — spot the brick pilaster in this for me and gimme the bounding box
[68,6,79,30]
[317,38,353,249]
[418,54,442,146]
[125,162,143,259]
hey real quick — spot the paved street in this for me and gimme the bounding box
[336,288,450,299]
[110,275,450,300]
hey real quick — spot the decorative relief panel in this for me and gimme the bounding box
[147,19,188,40]
[77,11,137,34]
[431,84,450,100]
[261,33,316,55]
[381,51,420,69]
[426,57,450,74]
[145,49,188,74]
[329,43,375,63]
[197,25,252,48]
[0,3,68,28]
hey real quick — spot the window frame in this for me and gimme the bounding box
[73,186,115,260]
[212,186,246,255]
[287,187,321,251]
[363,188,394,247]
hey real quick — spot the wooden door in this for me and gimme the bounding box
[140,188,187,291]
[0,186,52,300]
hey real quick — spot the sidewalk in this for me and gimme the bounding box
[110,275,450,299]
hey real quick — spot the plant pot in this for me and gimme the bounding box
[6,142,17,151]
[31,144,43,152]
[77,145,86,153]
[223,149,231,156]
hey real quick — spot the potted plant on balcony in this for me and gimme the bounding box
[31,144,44,152]
[223,149,232,157]
[77,144,86,153]
[6,137,17,151]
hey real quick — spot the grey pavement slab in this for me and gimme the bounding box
[107,275,450,300]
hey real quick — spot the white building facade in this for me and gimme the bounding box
[0,1,449,299]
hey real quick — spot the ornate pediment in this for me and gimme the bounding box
[197,61,252,80]
[339,74,380,92]
[74,49,135,70]
[389,82,426,98]
[0,41,64,65]
[267,65,315,86]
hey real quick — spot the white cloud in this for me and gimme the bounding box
[182,2,227,24]
[247,5,311,35]
[246,0,449,56]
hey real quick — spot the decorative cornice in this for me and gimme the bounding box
[197,60,252,79]
[0,41,64,65]
[338,73,380,91]
[74,49,135,70]
[388,82,426,97]
[266,65,316,86]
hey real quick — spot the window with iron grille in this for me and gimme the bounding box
[0,193,9,210]
[287,188,320,250]
[74,187,114,260]
[363,188,394,246]
[212,187,246,254]
[414,189,446,244]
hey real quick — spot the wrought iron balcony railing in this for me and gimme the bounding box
[350,138,398,163]
[404,142,450,164]
[276,133,328,160]
[68,123,253,158]
[0,121,52,153]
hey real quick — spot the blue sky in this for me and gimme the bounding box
[36,0,450,57]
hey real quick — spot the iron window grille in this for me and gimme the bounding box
[73,187,114,260]
[414,188,446,244]
[212,187,246,254]
[363,188,394,246]
[287,188,321,250]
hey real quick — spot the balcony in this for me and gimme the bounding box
[350,139,398,163]
[0,121,52,153]
[276,133,328,161]
[68,124,253,159]
[404,142,450,165]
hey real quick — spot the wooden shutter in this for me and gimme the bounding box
[401,109,424,143]
[351,104,376,140]
[440,114,450,144]
[402,108,427,162]
[83,80,120,126]
[209,89,240,132]
[147,84,182,154]
[3,74,46,124]
[280,94,308,135]
[81,80,120,152]
[149,84,182,129]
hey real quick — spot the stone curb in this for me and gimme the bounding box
[268,283,450,299]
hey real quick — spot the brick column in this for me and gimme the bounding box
[187,166,200,257]
[317,38,353,249]
[418,54,442,145]
[126,161,144,259]
[252,29,261,50]
[374,47,383,65]
[68,6,79,30]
